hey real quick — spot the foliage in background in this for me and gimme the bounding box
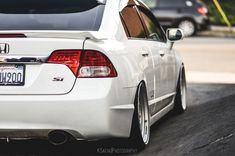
[203,0,235,26]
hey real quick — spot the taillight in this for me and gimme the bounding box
[47,50,81,75]
[78,50,117,78]
[197,6,208,16]
[47,50,117,78]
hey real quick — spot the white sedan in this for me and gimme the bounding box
[0,0,186,149]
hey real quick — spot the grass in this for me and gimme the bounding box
[203,0,235,26]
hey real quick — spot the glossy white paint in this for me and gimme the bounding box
[0,0,184,140]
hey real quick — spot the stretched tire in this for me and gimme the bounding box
[129,82,150,150]
[174,67,187,114]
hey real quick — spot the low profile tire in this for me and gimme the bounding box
[173,67,187,114]
[129,82,150,150]
[178,19,196,37]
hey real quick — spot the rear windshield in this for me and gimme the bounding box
[0,0,105,31]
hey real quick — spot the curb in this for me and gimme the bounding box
[197,26,235,38]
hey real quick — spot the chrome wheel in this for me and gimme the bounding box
[178,20,195,37]
[130,83,150,149]
[173,67,187,114]
[137,83,150,144]
[180,72,187,110]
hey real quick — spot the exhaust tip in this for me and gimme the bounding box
[48,131,68,146]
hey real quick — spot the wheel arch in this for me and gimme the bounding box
[134,80,148,105]
[178,63,186,82]
[177,17,197,26]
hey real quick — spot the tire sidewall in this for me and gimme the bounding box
[130,82,150,149]
[174,67,187,113]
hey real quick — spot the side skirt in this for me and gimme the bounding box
[150,102,175,126]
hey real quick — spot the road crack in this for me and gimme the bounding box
[189,132,235,152]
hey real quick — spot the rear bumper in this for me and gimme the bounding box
[0,78,136,141]
[195,16,210,31]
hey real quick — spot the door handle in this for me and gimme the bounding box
[159,50,165,57]
[141,51,149,57]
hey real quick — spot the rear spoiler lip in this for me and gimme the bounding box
[0,31,107,41]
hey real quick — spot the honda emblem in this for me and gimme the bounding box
[0,43,10,54]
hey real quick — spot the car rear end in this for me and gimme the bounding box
[143,0,210,32]
[193,0,210,30]
[0,0,134,144]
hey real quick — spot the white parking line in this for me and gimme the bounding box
[186,72,235,84]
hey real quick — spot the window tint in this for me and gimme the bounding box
[0,0,104,31]
[158,0,185,8]
[121,6,146,39]
[138,7,166,42]
[142,0,157,9]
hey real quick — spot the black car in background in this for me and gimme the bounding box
[143,0,210,36]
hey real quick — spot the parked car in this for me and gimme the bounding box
[0,0,186,149]
[143,0,210,36]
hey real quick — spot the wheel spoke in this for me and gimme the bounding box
[179,20,195,36]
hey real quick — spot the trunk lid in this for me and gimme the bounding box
[0,31,90,95]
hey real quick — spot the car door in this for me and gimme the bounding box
[121,5,155,101]
[137,6,177,114]
[136,6,165,97]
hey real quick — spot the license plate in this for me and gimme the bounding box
[0,64,25,86]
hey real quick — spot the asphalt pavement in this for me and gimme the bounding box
[0,83,234,156]
[137,83,235,156]
[0,37,234,156]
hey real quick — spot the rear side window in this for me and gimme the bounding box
[121,6,146,39]
[138,7,166,42]
[0,0,105,31]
